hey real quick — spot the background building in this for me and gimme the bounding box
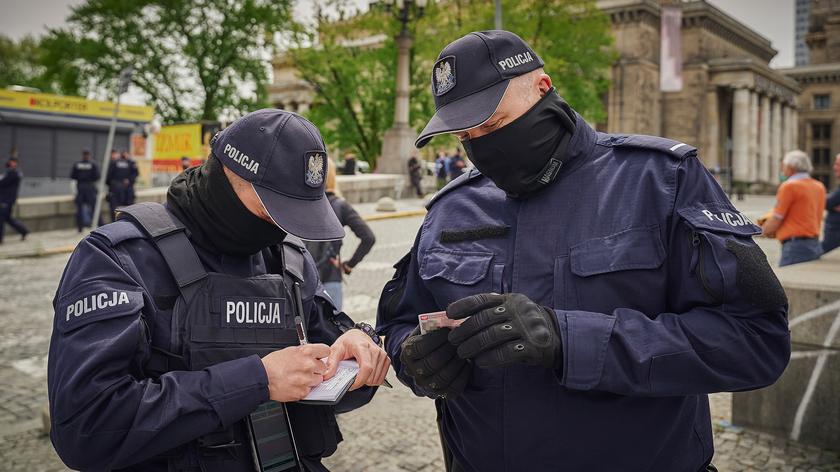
[782,0,840,189]
[797,0,812,66]
[601,0,801,193]
[0,89,154,196]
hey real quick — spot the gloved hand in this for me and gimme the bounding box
[447,293,562,370]
[400,326,472,399]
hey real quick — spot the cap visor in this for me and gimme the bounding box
[415,80,510,148]
[253,185,345,241]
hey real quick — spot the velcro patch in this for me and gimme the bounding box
[677,202,761,236]
[725,240,787,310]
[59,289,144,334]
[221,297,286,328]
[440,225,510,243]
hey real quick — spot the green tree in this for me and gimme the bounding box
[289,0,616,166]
[0,34,81,94]
[40,0,293,123]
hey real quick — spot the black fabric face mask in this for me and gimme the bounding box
[462,89,575,198]
[167,154,287,256]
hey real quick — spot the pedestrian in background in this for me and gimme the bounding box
[0,156,29,243]
[761,150,826,266]
[435,150,449,189]
[408,155,424,197]
[120,149,138,205]
[306,157,376,310]
[822,153,840,254]
[448,148,466,180]
[180,156,192,171]
[106,149,137,219]
[70,149,100,233]
[342,152,357,175]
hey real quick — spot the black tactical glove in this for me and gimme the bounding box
[400,326,472,399]
[447,293,562,370]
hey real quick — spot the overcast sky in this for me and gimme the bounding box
[0,0,796,80]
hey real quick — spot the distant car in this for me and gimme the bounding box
[356,161,370,173]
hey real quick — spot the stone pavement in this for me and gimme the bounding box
[0,198,838,471]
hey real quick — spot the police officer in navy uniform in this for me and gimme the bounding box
[105,149,138,219]
[70,149,100,232]
[376,31,791,472]
[49,109,390,471]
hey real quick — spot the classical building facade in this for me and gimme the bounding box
[601,0,801,191]
[781,0,840,189]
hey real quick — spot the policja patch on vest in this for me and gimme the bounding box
[221,296,286,328]
[433,56,456,96]
[304,151,326,188]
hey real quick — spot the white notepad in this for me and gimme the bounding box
[301,360,359,404]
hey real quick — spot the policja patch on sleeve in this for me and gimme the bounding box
[58,288,144,334]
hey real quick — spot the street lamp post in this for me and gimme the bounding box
[92,67,133,229]
[376,0,427,175]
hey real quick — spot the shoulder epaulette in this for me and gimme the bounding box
[426,168,485,210]
[91,220,146,247]
[603,134,697,160]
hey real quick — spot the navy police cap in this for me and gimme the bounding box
[416,30,544,148]
[211,108,344,241]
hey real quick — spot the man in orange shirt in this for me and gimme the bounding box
[762,150,827,266]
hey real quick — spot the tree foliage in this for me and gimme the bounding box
[39,0,294,123]
[0,34,81,94]
[289,0,616,166]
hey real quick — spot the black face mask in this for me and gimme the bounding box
[167,154,287,256]
[462,89,575,198]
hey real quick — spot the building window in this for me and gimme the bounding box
[814,94,831,109]
[812,123,832,140]
[813,147,832,166]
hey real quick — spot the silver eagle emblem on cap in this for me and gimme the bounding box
[433,56,456,96]
[305,152,325,188]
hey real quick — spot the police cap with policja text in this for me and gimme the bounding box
[210,108,344,241]
[415,30,545,148]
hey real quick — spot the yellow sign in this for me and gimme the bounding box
[154,123,202,160]
[0,89,154,122]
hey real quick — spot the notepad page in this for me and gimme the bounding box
[303,360,359,402]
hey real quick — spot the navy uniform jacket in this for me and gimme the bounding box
[48,218,375,471]
[107,158,137,185]
[70,160,100,185]
[377,116,791,471]
[0,168,22,205]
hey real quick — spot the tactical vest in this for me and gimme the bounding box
[117,202,339,472]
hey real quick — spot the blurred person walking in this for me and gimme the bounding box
[70,149,100,232]
[761,150,826,266]
[305,158,375,310]
[408,156,424,197]
[0,156,29,243]
[822,153,840,254]
[449,148,466,179]
[435,150,449,189]
[342,152,357,175]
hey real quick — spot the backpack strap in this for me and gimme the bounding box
[116,202,207,302]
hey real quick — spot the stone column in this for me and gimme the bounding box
[782,105,792,155]
[791,107,800,149]
[771,99,783,182]
[732,88,751,181]
[759,95,771,183]
[378,33,418,175]
[748,90,760,182]
[705,89,720,168]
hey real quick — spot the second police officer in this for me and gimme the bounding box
[377,31,791,472]
[106,148,138,219]
[49,109,390,471]
[70,149,100,232]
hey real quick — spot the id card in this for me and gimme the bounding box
[246,401,302,472]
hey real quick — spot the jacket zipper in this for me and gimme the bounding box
[691,232,722,304]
